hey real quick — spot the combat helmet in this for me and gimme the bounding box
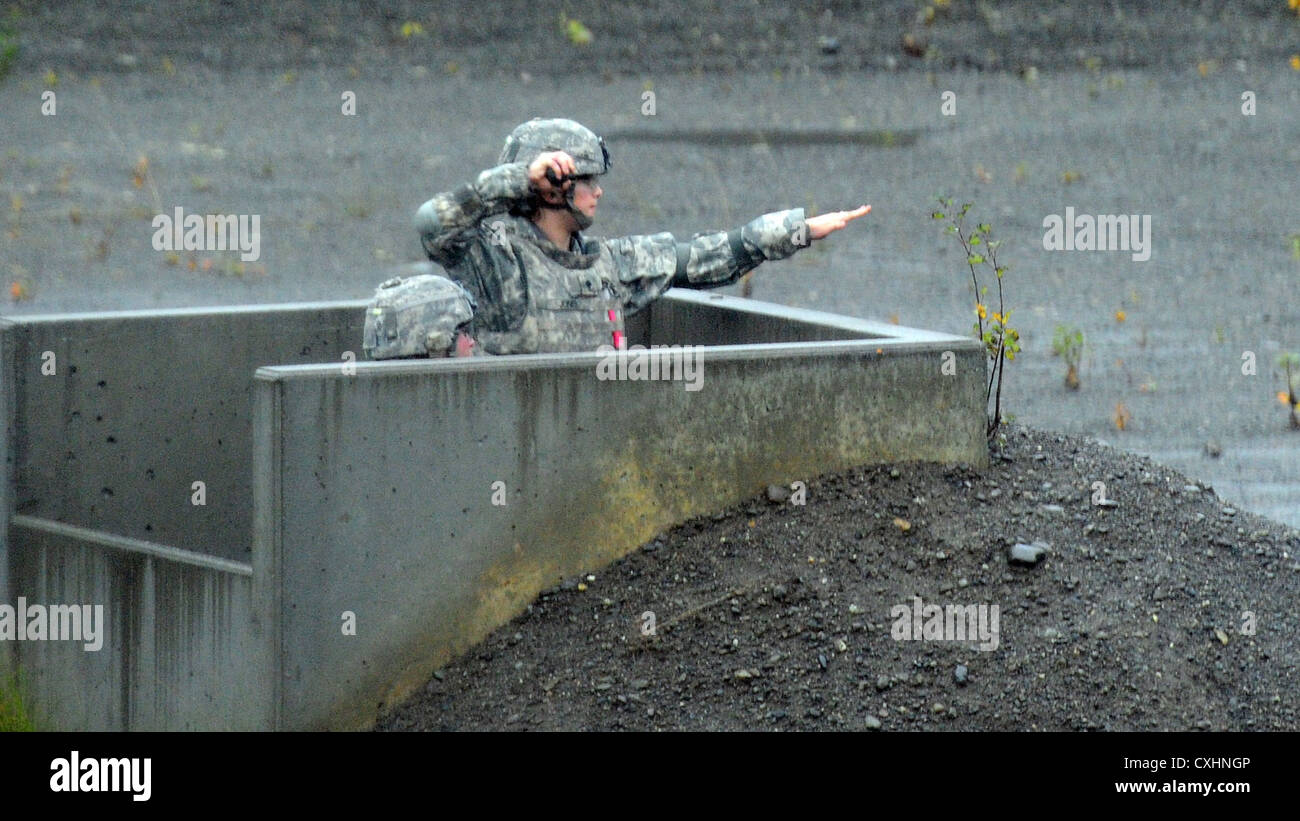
[498,118,611,229]
[363,272,477,359]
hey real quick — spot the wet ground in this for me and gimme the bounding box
[3,0,1296,527]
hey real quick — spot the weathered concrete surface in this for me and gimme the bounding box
[7,516,268,731]
[3,292,985,729]
[0,303,368,564]
[254,293,986,729]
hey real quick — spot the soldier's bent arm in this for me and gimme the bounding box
[414,163,532,265]
[603,208,809,316]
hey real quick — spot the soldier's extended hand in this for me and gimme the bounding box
[806,205,871,240]
[528,150,578,201]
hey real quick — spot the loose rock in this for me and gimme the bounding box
[1009,541,1050,566]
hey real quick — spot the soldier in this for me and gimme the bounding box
[411,117,871,356]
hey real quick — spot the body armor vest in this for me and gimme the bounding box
[472,219,625,355]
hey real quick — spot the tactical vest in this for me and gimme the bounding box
[473,221,626,355]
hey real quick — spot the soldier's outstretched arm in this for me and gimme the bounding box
[603,208,811,316]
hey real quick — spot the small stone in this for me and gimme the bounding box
[932,702,946,714]
[1009,541,1049,566]
[989,488,1002,499]
[818,35,840,54]
[1222,507,1237,517]
[889,468,901,479]
[875,675,893,691]
[1182,484,1201,493]
[849,603,862,615]
[1040,504,1065,514]
[772,584,787,600]
[835,638,848,653]
[734,668,755,680]
[1214,628,1229,646]
[1096,498,1119,508]
[955,664,968,685]
[864,715,882,730]
[766,484,791,503]
[1204,440,1222,458]
[893,517,911,532]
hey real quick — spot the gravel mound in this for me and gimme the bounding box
[378,424,1300,731]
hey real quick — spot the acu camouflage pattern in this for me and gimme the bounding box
[414,160,810,355]
[497,118,612,177]
[363,273,477,358]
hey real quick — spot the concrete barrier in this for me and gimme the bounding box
[254,291,988,729]
[2,288,987,729]
[8,515,269,730]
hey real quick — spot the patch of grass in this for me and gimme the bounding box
[1052,324,1085,390]
[0,669,36,731]
[343,201,372,220]
[0,23,19,83]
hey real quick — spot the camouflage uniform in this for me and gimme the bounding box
[414,121,811,355]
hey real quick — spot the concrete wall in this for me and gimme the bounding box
[0,302,368,564]
[254,301,987,729]
[7,516,270,730]
[2,289,987,730]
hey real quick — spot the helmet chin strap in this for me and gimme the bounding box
[538,191,593,230]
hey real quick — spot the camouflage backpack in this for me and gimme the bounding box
[363,273,477,359]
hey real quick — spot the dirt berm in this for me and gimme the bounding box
[377,424,1300,732]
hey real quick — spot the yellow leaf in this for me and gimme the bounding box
[565,19,593,45]
[132,155,149,189]
[1115,309,1126,322]
[1114,401,1132,431]
[1291,55,1300,71]
[44,69,58,88]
